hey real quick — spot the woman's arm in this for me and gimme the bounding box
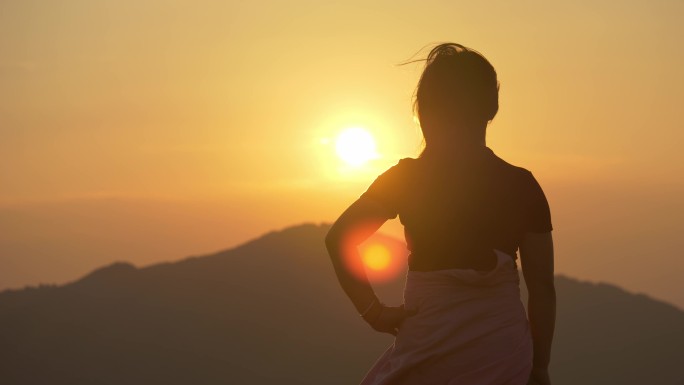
[519,231,556,384]
[325,196,411,335]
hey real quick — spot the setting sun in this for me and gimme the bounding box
[335,127,378,167]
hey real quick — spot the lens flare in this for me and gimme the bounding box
[340,225,407,284]
[362,244,391,271]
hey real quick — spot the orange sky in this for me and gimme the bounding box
[1,1,683,307]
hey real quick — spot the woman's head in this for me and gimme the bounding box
[413,43,499,150]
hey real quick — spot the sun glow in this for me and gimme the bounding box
[335,127,378,167]
[362,244,391,271]
[342,228,407,284]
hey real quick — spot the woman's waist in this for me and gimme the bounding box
[403,272,521,302]
[402,249,521,308]
[407,248,517,272]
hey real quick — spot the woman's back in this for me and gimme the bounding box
[360,146,552,271]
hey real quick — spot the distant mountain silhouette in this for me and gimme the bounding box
[1,223,682,385]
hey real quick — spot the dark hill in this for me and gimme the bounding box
[0,223,682,384]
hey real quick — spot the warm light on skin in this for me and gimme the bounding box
[362,244,391,271]
[335,127,378,167]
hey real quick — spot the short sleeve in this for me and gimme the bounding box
[522,171,553,233]
[358,159,408,220]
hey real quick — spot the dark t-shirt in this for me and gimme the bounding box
[360,147,552,272]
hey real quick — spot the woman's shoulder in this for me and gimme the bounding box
[368,157,418,185]
[396,156,420,167]
[486,148,534,178]
[382,157,420,174]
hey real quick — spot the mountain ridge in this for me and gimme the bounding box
[1,222,682,384]
[4,222,680,313]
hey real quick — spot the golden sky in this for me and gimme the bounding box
[1,1,683,306]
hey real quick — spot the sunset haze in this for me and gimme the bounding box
[1,0,683,310]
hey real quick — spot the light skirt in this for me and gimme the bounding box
[360,250,533,385]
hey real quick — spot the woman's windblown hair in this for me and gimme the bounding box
[413,43,499,142]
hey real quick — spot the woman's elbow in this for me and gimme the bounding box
[325,227,343,252]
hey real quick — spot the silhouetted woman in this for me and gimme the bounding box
[325,43,555,385]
